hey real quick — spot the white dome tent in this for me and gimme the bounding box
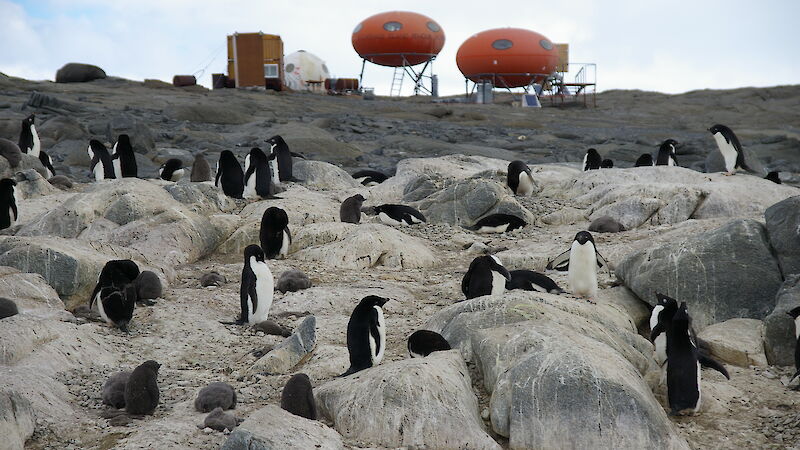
[284,50,331,91]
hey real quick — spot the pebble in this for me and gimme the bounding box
[481,408,490,420]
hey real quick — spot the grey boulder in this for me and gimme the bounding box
[763,275,800,366]
[0,390,35,450]
[248,315,316,375]
[222,405,343,450]
[765,195,800,277]
[55,63,106,83]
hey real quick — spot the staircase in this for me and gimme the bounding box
[390,67,404,97]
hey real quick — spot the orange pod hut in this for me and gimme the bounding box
[352,11,445,67]
[456,28,559,87]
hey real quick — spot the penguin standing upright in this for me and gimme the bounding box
[260,207,291,259]
[665,302,701,415]
[708,124,752,175]
[125,360,161,415]
[88,140,116,181]
[340,194,366,224]
[38,151,55,179]
[507,160,537,196]
[656,139,679,166]
[786,307,800,388]
[461,255,511,299]
[0,178,18,231]
[341,295,389,376]
[238,244,274,325]
[546,231,608,299]
[582,148,602,171]
[190,154,212,182]
[243,147,279,199]
[215,150,245,198]
[17,114,40,157]
[111,134,138,178]
[635,154,654,167]
[649,293,679,366]
[265,135,303,182]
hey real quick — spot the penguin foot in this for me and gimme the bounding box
[137,299,157,307]
[724,172,734,176]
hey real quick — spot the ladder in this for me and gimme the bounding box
[390,67,404,96]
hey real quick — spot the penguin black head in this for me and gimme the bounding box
[601,159,613,168]
[263,206,289,228]
[351,194,366,203]
[360,295,389,308]
[140,360,162,372]
[661,139,679,152]
[117,134,131,148]
[22,114,35,127]
[574,231,595,246]
[672,302,690,325]
[244,244,266,263]
[89,139,107,155]
[249,147,268,160]
[655,292,679,316]
[265,135,287,147]
[587,148,600,157]
[708,124,729,135]
[786,306,800,320]
[0,178,16,190]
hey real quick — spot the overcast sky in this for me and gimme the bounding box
[1,0,798,96]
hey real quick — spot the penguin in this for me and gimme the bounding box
[545,231,609,299]
[372,204,426,226]
[588,215,626,233]
[635,154,654,167]
[89,259,140,310]
[665,302,701,415]
[507,160,537,196]
[341,295,389,376]
[505,269,564,294]
[582,148,602,171]
[243,147,280,199]
[466,213,526,234]
[134,271,162,306]
[656,139,679,166]
[200,271,226,287]
[601,159,614,168]
[265,135,303,182]
[407,330,451,357]
[17,113,40,157]
[102,371,132,409]
[194,382,237,412]
[125,360,160,415]
[461,255,512,299]
[0,297,19,319]
[95,285,137,332]
[340,194,366,224]
[786,306,800,387]
[190,154,212,182]
[237,244,274,326]
[276,269,312,293]
[765,171,782,184]
[87,140,116,181]
[0,178,18,231]
[650,293,730,379]
[252,320,291,337]
[280,373,317,420]
[260,206,291,259]
[38,151,55,179]
[215,150,245,199]
[0,138,22,168]
[203,407,238,432]
[708,124,751,175]
[111,134,138,178]
[351,169,388,186]
[159,158,184,182]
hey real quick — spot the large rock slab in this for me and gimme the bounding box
[315,350,499,449]
[293,160,361,190]
[0,266,65,315]
[616,219,783,329]
[292,223,436,270]
[698,318,767,367]
[248,315,316,375]
[0,390,35,450]
[415,178,535,226]
[764,275,800,366]
[765,196,800,277]
[55,63,106,83]
[222,405,343,450]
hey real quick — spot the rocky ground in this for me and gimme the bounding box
[1,74,800,450]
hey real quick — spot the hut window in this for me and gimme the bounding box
[492,39,513,50]
[383,22,403,32]
[540,39,553,50]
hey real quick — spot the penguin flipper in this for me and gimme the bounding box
[649,323,664,343]
[546,249,571,271]
[697,351,731,380]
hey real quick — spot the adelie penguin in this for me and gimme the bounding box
[466,213,526,234]
[708,124,752,175]
[17,113,40,157]
[281,373,317,420]
[39,151,55,179]
[505,269,563,294]
[111,134,138,178]
[89,259,140,306]
[546,231,609,299]
[341,295,389,376]
[635,154,654,167]
[265,135,303,182]
[243,147,280,199]
[655,139,679,166]
[371,204,425,226]
[89,260,141,331]
[351,169,388,186]
[216,150,245,198]
[765,171,781,184]
[125,360,161,415]
[582,148,602,171]
[786,306,800,389]
[190,154,212,182]
[664,302,701,415]
[601,159,614,168]
[462,255,511,299]
[0,178,19,231]
[407,330,451,357]
[88,140,116,181]
[260,207,291,259]
[159,159,184,182]
[235,244,274,325]
[340,194,366,224]
[507,160,537,196]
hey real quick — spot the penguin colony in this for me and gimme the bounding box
[0,117,789,437]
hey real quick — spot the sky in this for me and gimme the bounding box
[1,0,798,97]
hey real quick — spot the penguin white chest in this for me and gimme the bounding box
[516,172,534,196]
[369,305,386,365]
[378,212,403,226]
[268,158,280,185]
[712,133,738,172]
[30,125,40,157]
[568,242,598,298]
[650,305,667,365]
[214,162,221,187]
[279,230,290,258]
[94,292,112,325]
[476,223,509,234]
[93,163,105,181]
[248,258,274,325]
[243,171,258,199]
[9,186,17,223]
[581,153,588,171]
[794,316,800,339]
[490,270,507,296]
[171,168,184,182]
